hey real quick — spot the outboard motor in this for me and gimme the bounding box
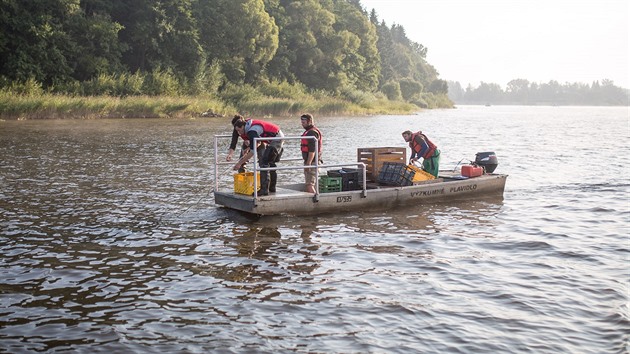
[475,152,498,173]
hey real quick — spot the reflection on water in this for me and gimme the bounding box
[1,106,629,353]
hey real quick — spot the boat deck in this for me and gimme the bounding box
[214,171,507,216]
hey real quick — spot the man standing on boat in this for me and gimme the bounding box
[402,130,440,178]
[300,113,323,193]
[232,118,284,195]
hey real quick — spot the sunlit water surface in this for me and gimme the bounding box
[1,106,628,353]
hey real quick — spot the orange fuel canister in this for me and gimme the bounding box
[461,165,483,177]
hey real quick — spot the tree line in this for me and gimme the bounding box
[0,0,451,109]
[448,79,629,106]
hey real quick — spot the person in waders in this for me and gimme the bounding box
[402,130,440,178]
[232,119,284,195]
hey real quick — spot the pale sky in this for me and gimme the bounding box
[360,0,629,89]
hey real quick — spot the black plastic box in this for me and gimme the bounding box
[377,162,415,186]
[327,169,361,191]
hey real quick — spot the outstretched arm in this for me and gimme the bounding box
[233,149,254,171]
[226,129,240,161]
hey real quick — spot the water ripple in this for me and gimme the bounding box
[1,110,629,353]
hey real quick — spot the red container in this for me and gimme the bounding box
[461,165,483,177]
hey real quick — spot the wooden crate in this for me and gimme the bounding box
[357,147,407,182]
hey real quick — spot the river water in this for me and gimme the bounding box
[0,105,628,353]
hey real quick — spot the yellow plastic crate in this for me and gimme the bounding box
[408,164,436,182]
[233,172,260,195]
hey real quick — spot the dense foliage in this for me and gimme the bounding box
[0,0,451,109]
[448,79,629,106]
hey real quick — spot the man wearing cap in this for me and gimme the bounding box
[300,113,323,193]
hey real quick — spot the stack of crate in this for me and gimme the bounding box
[377,162,416,186]
[327,169,361,191]
[357,147,406,182]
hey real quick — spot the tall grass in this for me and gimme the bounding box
[0,92,233,120]
[0,77,451,120]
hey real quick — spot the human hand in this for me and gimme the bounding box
[226,153,233,162]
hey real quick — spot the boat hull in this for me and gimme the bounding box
[214,173,507,216]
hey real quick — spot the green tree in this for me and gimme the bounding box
[263,0,294,83]
[371,16,441,102]
[112,0,204,81]
[1,0,77,85]
[0,0,456,108]
[427,79,447,95]
[468,82,503,103]
[330,0,380,92]
[374,19,396,88]
[0,0,124,86]
[506,79,530,103]
[195,0,278,84]
[278,0,340,91]
[597,79,627,105]
[537,80,562,104]
[68,0,124,81]
[381,80,402,100]
[399,77,422,101]
[447,81,464,102]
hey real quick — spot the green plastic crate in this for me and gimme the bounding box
[319,176,341,193]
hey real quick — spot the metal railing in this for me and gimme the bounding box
[213,134,367,203]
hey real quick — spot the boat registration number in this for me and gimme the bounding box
[336,196,352,203]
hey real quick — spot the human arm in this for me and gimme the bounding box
[226,129,240,161]
[233,149,254,170]
[233,130,262,170]
[305,151,316,165]
[304,130,319,165]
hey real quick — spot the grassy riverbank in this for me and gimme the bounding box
[0,91,428,120]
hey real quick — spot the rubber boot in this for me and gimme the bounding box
[259,171,269,196]
[269,171,277,193]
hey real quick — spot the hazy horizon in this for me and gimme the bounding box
[360,0,629,89]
